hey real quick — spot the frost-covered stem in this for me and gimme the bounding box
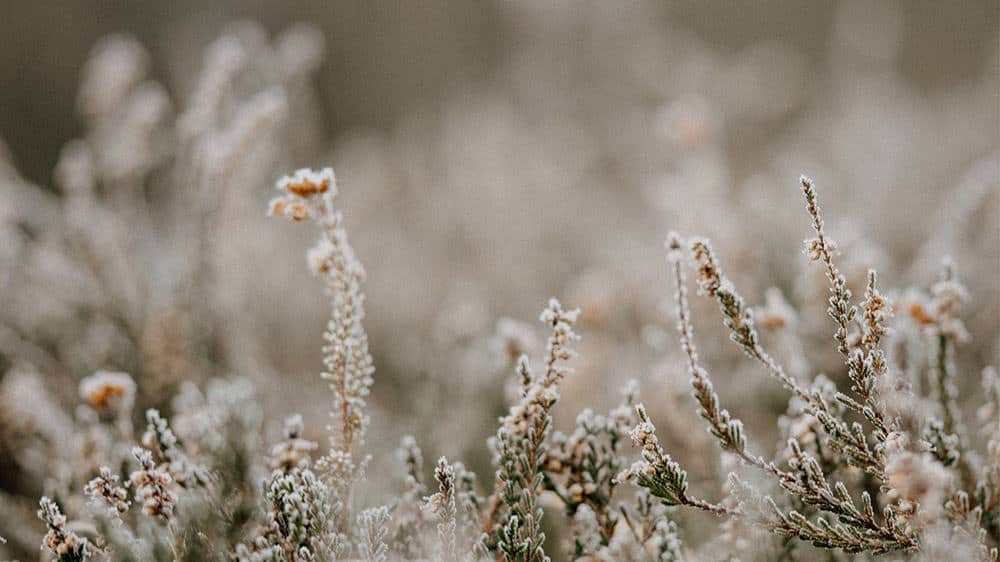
[800,175,856,358]
[850,270,893,440]
[491,299,579,562]
[426,457,458,562]
[669,233,798,478]
[357,506,390,562]
[38,497,92,562]
[683,495,739,516]
[624,403,740,516]
[315,195,373,455]
[797,178,893,467]
[682,233,881,477]
[688,237,811,404]
[84,466,130,518]
[928,261,978,493]
[934,331,979,493]
[269,168,376,531]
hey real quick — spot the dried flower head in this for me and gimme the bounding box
[129,447,177,521]
[78,370,136,417]
[268,167,337,222]
[38,496,92,562]
[278,167,336,197]
[84,466,130,517]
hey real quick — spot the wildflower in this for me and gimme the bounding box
[129,447,177,521]
[489,299,580,561]
[269,168,375,525]
[38,496,92,562]
[278,167,336,197]
[78,370,136,418]
[929,260,970,342]
[142,409,208,488]
[268,196,311,221]
[268,168,336,222]
[896,289,937,326]
[84,466,130,517]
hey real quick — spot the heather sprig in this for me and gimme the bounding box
[618,403,730,515]
[800,175,856,358]
[129,446,178,521]
[686,190,895,478]
[488,298,580,562]
[254,464,344,561]
[543,380,638,555]
[356,506,391,562]
[142,408,210,488]
[84,466,130,518]
[393,436,429,558]
[38,497,93,562]
[269,167,375,519]
[425,457,459,562]
[928,262,977,486]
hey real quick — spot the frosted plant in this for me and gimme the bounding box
[622,175,999,560]
[84,466,130,519]
[78,370,136,421]
[484,298,580,561]
[38,497,93,562]
[257,465,343,561]
[392,435,429,558]
[1,10,996,558]
[356,506,391,562]
[424,457,459,562]
[269,167,375,517]
[596,490,685,562]
[141,409,210,489]
[129,447,178,521]
[544,380,639,556]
